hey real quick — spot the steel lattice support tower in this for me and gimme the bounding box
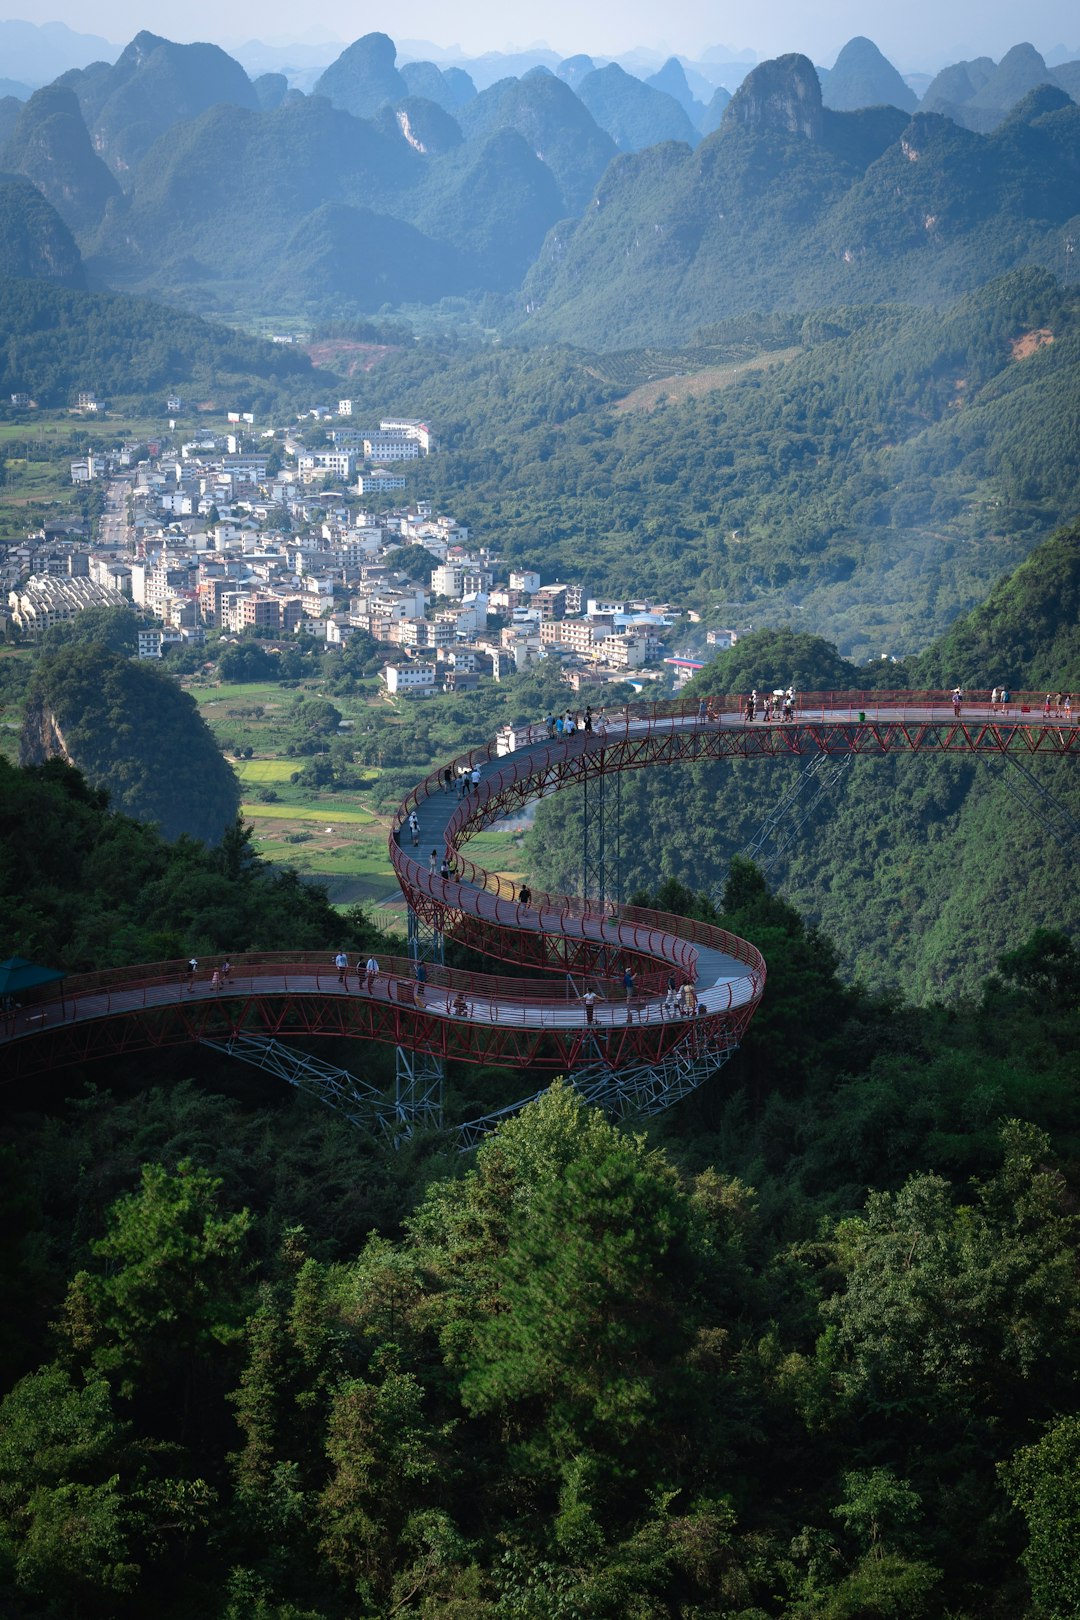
[201,1035,399,1137]
[581,749,607,907]
[581,746,624,908]
[397,904,446,1131]
[455,1023,741,1150]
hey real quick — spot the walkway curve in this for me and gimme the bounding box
[2,690,1075,1094]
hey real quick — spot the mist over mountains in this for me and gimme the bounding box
[0,23,1077,339]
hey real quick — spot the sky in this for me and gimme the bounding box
[11,0,1080,70]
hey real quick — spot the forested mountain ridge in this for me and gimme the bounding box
[0,275,339,407]
[0,84,120,237]
[58,29,260,174]
[351,267,1080,659]
[0,749,383,971]
[520,53,1080,347]
[0,172,83,287]
[2,27,1077,330]
[526,524,1080,1002]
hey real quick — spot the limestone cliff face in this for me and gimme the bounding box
[724,53,824,141]
[18,695,74,768]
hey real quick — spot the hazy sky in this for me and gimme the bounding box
[20,0,1080,69]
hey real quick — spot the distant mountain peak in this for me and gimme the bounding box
[724,53,823,140]
[823,35,917,113]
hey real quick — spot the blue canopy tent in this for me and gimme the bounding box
[0,955,66,1016]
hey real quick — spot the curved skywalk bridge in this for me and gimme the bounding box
[3,692,1075,1131]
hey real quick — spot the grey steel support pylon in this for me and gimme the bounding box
[200,1035,399,1137]
[581,750,606,907]
[456,1023,742,1152]
[396,904,446,1132]
[993,754,1080,839]
[581,746,622,908]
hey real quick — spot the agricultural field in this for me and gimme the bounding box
[191,677,533,907]
[0,409,177,526]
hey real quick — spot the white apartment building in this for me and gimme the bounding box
[8,576,125,637]
[382,662,436,695]
[432,562,466,598]
[357,471,407,493]
[362,433,420,463]
[298,449,356,483]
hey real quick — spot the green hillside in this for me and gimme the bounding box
[520,57,1080,348]
[0,173,83,287]
[346,268,1080,659]
[1,84,120,237]
[20,644,242,845]
[524,523,1080,1001]
[0,275,336,407]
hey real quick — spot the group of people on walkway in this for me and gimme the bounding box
[332,952,432,1002]
[187,957,231,992]
[744,687,797,722]
[545,707,607,740]
[581,970,701,1023]
[1043,691,1074,718]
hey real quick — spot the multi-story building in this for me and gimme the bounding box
[382,662,436,695]
[362,434,420,462]
[398,617,453,650]
[357,471,407,494]
[539,619,610,655]
[8,576,124,637]
[431,562,466,598]
[533,584,567,621]
[298,449,356,483]
[378,418,434,453]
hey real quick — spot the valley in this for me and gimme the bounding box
[0,14,1078,1619]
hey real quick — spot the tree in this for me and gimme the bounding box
[60,1161,252,1434]
[0,1364,139,1605]
[456,1089,706,1528]
[1001,1416,1080,1620]
[41,603,141,656]
[818,1122,1080,1420]
[217,641,280,683]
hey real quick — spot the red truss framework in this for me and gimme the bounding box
[4,690,1076,1090]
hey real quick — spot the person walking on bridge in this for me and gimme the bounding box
[364,955,379,994]
[582,987,598,1025]
[335,950,348,985]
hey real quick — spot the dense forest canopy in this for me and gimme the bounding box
[0,276,338,409]
[526,520,1080,1001]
